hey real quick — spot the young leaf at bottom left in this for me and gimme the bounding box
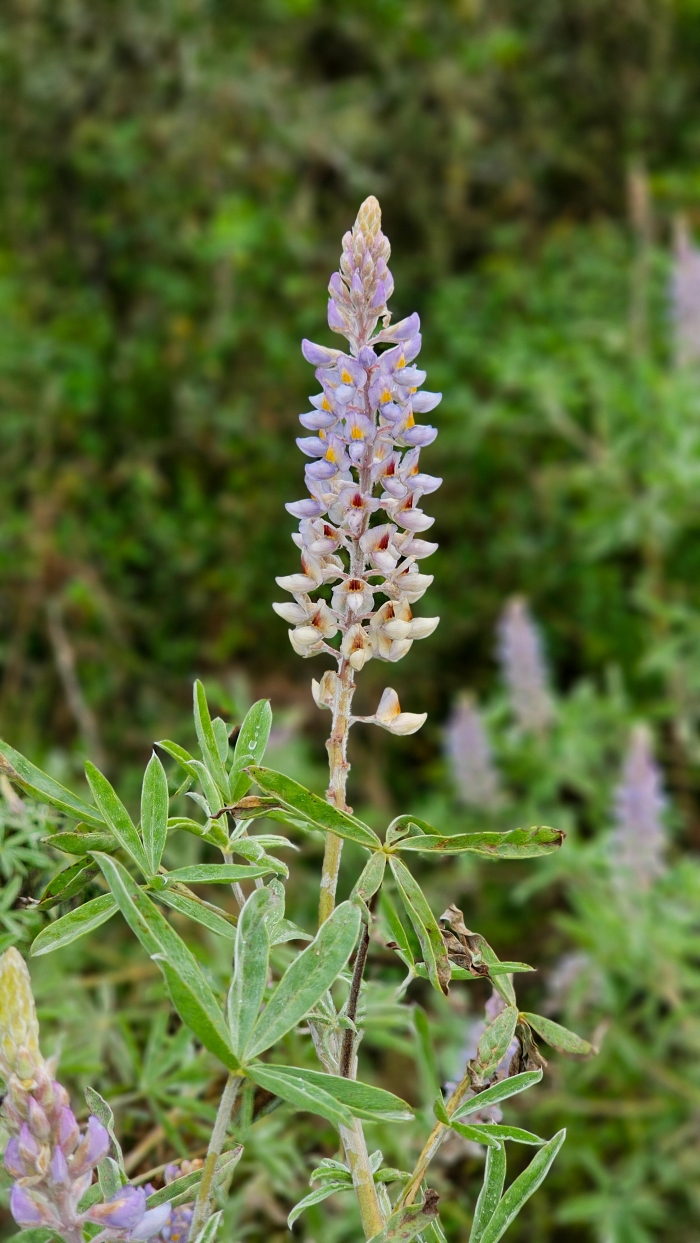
[91,852,238,1070]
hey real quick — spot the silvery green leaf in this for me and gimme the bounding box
[381,890,415,966]
[247,1063,353,1128]
[85,762,150,875]
[475,1006,518,1079]
[166,816,229,849]
[248,766,381,849]
[146,1150,242,1209]
[452,1071,543,1121]
[522,1012,595,1055]
[85,1086,125,1173]
[389,857,450,995]
[92,853,238,1070]
[288,1182,350,1228]
[395,825,564,858]
[463,1123,544,1146]
[30,894,119,957]
[449,1120,502,1150]
[267,1066,413,1122]
[164,864,272,884]
[469,1143,507,1243]
[366,1191,440,1242]
[0,739,105,827]
[212,716,230,763]
[244,900,361,1058]
[156,740,199,782]
[188,760,227,817]
[97,1154,123,1199]
[141,752,169,875]
[191,1210,223,1243]
[193,680,231,797]
[478,1129,566,1243]
[154,888,237,939]
[228,887,272,1058]
[43,826,116,856]
[352,851,387,904]
[230,699,273,799]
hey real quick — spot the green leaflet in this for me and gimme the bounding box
[389,856,450,995]
[414,1005,440,1101]
[475,1006,518,1079]
[8,1230,61,1243]
[463,1123,544,1146]
[385,814,436,845]
[228,887,272,1058]
[247,1064,354,1129]
[0,739,105,827]
[452,1071,543,1121]
[351,851,387,904]
[269,1067,413,1122]
[85,1086,125,1173]
[288,1182,350,1228]
[469,1144,506,1243]
[478,1129,566,1243]
[229,699,273,800]
[522,1012,595,1056]
[167,816,229,850]
[154,887,237,939]
[156,740,199,782]
[449,1120,502,1150]
[244,900,361,1059]
[212,717,230,763]
[85,762,150,875]
[92,853,238,1070]
[191,1210,223,1243]
[247,766,381,849]
[43,827,116,857]
[36,860,97,909]
[146,1151,242,1209]
[30,893,119,957]
[188,760,227,818]
[381,890,417,965]
[395,825,564,858]
[164,864,272,884]
[193,680,231,798]
[141,752,169,874]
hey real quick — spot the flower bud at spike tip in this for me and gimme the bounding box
[0,948,41,1080]
[275,197,440,741]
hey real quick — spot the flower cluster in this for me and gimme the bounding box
[146,1161,202,1243]
[0,948,170,1243]
[274,196,440,734]
[445,693,502,809]
[671,216,700,368]
[497,597,554,735]
[611,725,666,888]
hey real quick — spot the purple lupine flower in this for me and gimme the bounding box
[497,597,554,734]
[671,216,700,367]
[610,725,666,888]
[445,693,502,809]
[0,947,170,1243]
[274,197,440,734]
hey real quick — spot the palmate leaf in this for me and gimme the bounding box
[247,766,381,849]
[478,1129,566,1243]
[0,739,105,827]
[244,900,361,1059]
[452,1071,543,1122]
[229,699,273,800]
[228,887,272,1059]
[85,762,150,875]
[395,824,564,859]
[30,893,119,957]
[193,680,231,799]
[522,1012,595,1056]
[141,752,169,874]
[470,1145,507,1243]
[389,857,450,994]
[92,853,238,1070]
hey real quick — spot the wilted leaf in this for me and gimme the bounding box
[475,1006,518,1079]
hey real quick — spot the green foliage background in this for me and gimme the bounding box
[3,1,700,1240]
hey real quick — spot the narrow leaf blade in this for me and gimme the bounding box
[475,1006,518,1079]
[30,894,118,957]
[479,1130,566,1243]
[193,680,231,798]
[230,700,273,799]
[0,740,104,827]
[85,762,149,875]
[272,1067,413,1122]
[396,826,564,858]
[228,887,272,1058]
[141,753,169,874]
[452,1071,543,1121]
[165,864,272,884]
[469,1143,507,1243]
[154,888,237,939]
[522,1013,594,1056]
[248,766,381,849]
[248,1063,353,1128]
[389,857,450,995]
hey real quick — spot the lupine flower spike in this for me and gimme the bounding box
[671,215,700,368]
[611,724,666,888]
[445,692,502,809]
[274,196,441,857]
[497,596,554,734]
[0,947,170,1243]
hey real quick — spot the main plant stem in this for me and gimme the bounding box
[190,1073,241,1237]
[317,647,384,1239]
[399,1067,474,1208]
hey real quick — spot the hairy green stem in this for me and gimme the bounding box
[399,1066,474,1208]
[319,656,356,925]
[190,1073,241,1237]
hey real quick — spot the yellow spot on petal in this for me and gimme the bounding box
[325,446,337,463]
[398,354,405,368]
[405,412,415,428]
[351,425,364,439]
[381,389,392,404]
[341,369,353,384]
[322,396,332,411]
[319,429,327,439]
[410,386,417,393]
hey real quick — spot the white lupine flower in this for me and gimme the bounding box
[276,197,441,732]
